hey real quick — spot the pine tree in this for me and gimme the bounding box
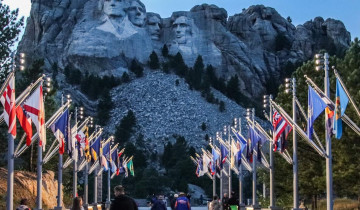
[130,59,143,77]
[115,110,137,145]
[162,44,169,57]
[97,89,113,126]
[0,1,24,80]
[148,51,160,69]
[172,52,188,77]
[226,75,242,102]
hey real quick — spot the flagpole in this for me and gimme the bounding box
[316,52,333,210]
[84,118,93,208]
[227,125,232,195]
[6,53,17,210]
[292,78,299,210]
[237,118,245,210]
[251,108,259,209]
[73,107,78,198]
[36,128,43,210]
[217,132,224,210]
[267,95,276,209]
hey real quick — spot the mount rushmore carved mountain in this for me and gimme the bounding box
[17,0,351,147]
[18,0,350,98]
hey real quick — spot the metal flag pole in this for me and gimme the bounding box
[210,137,216,198]
[237,118,245,210]
[251,108,259,209]
[227,126,232,195]
[267,95,276,209]
[84,118,93,208]
[292,78,299,210]
[73,107,78,198]
[315,52,333,210]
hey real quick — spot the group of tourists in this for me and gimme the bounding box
[209,191,239,210]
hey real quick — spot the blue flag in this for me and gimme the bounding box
[307,86,327,140]
[50,109,69,155]
[211,148,219,175]
[220,144,228,169]
[101,142,110,171]
[231,128,247,154]
[90,136,101,162]
[110,149,118,173]
[249,127,260,151]
[334,79,349,139]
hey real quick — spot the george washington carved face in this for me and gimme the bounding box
[172,16,192,44]
[103,0,127,18]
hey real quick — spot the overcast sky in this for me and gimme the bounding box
[4,0,360,41]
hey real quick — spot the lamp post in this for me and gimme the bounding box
[106,136,114,209]
[315,53,332,210]
[93,125,101,205]
[6,52,25,210]
[234,118,245,210]
[84,117,93,208]
[73,107,83,198]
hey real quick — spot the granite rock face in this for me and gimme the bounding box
[17,1,351,149]
[18,2,350,98]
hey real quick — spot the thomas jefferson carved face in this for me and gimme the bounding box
[172,16,192,44]
[103,0,127,18]
[127,1,146,27]
[147,15,161,40]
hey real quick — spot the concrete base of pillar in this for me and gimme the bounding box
[54,207,66,210]
[262,206,283,210]
[105,201,111,210]
[246,205,261,210]
[239,203,246,210]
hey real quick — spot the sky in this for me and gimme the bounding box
[3,0,360,41]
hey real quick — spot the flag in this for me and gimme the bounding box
[257,142,261,162]
[325,107,334,138]
[231,127,247,154]
[246,129,253,163]
[202,153,210,175]
[110,149,117,173]
[210,148,219,175]
[236,140,242,166]
[71,122,78,160]
[334,79,349,139]
[230,140,237,168]
[0,74,16,138]
[75,129,86,157]
[90,136,101,162]
[220,144,228,169]
[50,109,69,154]
[196,158,203,177]
[16,106,32,145]
[307,86,327,140]
[23,85,46,149]
[255,127,268,145]
[127,159,134,176]
[249,127,260,151]
[117,156,125,175]
[84,127,91,162]
[101,142,110,171]
[273,109,292,151]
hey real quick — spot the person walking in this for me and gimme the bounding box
[227,192,239,210]
[222,193,230,210]
[171,194,179,210]
[16,198,31,210]
[71,196,84,210]
[208,195,221,210]
[110,185,138,210]
[151,195,167,210]
[175,192,191,210]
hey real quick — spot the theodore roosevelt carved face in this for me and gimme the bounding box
[146,13,161,40]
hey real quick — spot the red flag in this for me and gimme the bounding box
[23,85,46,149]
[0,74,16,138]
[16,106,33,145]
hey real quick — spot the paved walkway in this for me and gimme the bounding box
[139,207,207,210]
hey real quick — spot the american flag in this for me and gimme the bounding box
[272,109,292,152]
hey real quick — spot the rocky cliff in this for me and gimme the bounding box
[0,168,63,209]
[16,1,351,149]
[18,1,351,98]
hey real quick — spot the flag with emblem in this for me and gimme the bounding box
[0,74,16,138]
[334,78,349,139]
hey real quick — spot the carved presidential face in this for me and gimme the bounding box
[103,0,127,18]
[147,15,161,40]
[172,16,191,44]
[127,1,146,27]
